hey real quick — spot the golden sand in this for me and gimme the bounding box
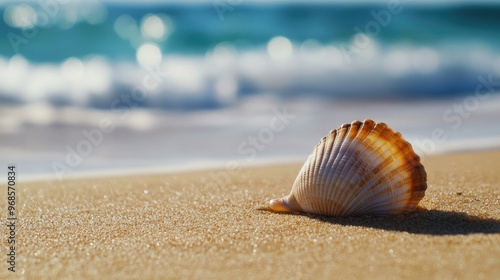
[1,150,500,279]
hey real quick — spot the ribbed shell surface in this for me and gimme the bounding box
[288,119,427,216]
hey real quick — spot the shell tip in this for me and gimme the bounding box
[268,198,293,213]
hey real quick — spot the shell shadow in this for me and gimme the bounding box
[305,208,500,235]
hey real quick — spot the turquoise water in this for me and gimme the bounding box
[2,3,500,60]
[1,1,500,180]
[1,2,500,106]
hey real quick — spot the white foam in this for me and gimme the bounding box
[1,42,499,109]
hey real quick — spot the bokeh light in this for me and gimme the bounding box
[267,36,293,61]
[141,14,166,40]
[136,43,162,66]
[114,15,138,40]
[0,55,29,95]
[4,4,37,29]
[82,1,108,25]
[61,57,85,81]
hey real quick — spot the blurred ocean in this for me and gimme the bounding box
[0,1,500,180]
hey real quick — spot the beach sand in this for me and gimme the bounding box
[1,150,500,279]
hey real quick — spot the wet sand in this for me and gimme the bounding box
[1,150,500,279]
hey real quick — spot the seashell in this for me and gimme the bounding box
[268,119,427,216]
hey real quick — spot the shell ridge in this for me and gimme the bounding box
[316,125,350,215]
[340,123,397,214]
[358,190,412,215]
[317,131,340,214]
[346,177,389,215]
[323,123,361,215]
[332,121,379,214]
[342,132,421,215]
[364,143,426,212]
[317,133,340,214]
[343,149,410,214]
[298,132,332,213]
[329,121,366,213]
[333,120,375,192]
[344,124,419,206]
[345,146,424,215]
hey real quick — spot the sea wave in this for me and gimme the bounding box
[1,42,499,112]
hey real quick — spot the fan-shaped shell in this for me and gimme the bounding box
[269,119,427,216]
